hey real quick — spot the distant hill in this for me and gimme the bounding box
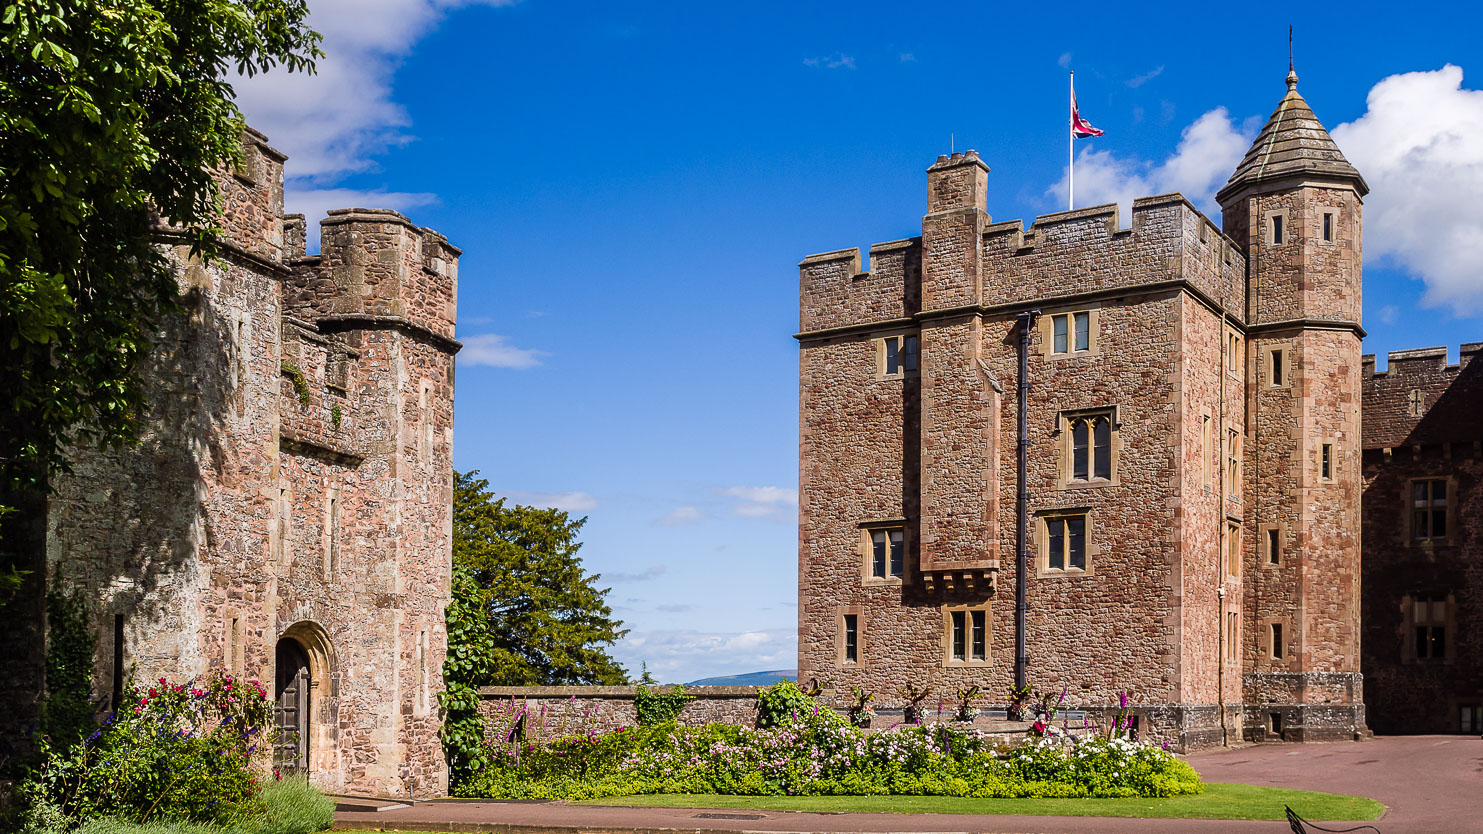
[686,669,797,686]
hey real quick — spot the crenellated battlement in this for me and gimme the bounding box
[1363,343,1483,378]
[799,185,1246,336]
[285,209,460,347]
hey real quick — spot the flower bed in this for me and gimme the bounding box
[459,697,1201,801]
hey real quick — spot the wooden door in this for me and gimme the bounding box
[274,639,310,775]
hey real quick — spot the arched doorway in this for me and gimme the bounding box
[274,637,311,775]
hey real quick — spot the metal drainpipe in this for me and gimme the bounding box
[1015,309,1040,692]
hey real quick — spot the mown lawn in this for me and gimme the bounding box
[572,782,1385,821]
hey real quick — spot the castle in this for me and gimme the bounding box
[37,128,459,796]
[796,69,1479,745]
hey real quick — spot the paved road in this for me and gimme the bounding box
[334,734,1483,834]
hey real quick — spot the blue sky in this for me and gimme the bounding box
[237,0,1483,683]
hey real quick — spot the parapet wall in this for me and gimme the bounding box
[1362,343,1483,449]
[799,194,1246,335]
[285,209,460,344]
[477,686,763,735]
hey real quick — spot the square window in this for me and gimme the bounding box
[865,527,905,581]
[880,334,919,378]
[1043,513,1090,575]
[943,604,990,665]
[1048,311,1096,357]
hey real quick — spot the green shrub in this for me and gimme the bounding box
[231,778,334,834]
[634,685,690,726]
[19,671,274,829]
[755,680,842,729]
[459,718,1202,802]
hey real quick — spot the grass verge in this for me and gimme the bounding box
[572,783,1384,821]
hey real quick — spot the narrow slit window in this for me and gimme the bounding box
[843,614,858,663]
[1072,420,1089,479]
[884,338,899,375]
[950,611,966,660]
[1323,213,1333,242]
[1267,528,1281,565]
[1047,518,1065,571]
[1271,350,1284,386]
[1271,623,1284,659]
[1093,417,1111,479]
[970,610,986,661]
[1067,517,1087,570]
[1321,444,1333,480]
[1227,522,1241,576]
[1272,215,1284,244]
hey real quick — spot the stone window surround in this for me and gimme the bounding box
[1225,519,1242,579]
[1036,506,1096,578]
[1040,304,1101,361]
[1318,207,1338,245]
[940,602,991,667]
[858,518,907,587]
[874,332,919,381]
[1402,592,1454,664]
[837,604,864,667]
[1201,412,1213,492]
[1264,207,1290,247]
[1055,406,1121,490]
[1405,476,1455,547]
[1225,326,1244,378]
[1260,615,1292,665]
[1261,343,1291,389]
[1318,438,1338,484]
[1259,521,1287,567]
[1225,428,1243,500]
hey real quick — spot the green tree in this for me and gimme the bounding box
[449,470,628,685]
[440,471,628,786]
[0,0,320,755]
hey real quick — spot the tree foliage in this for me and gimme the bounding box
[0,0,322,598]
[448,471,628,686]
[440,471,628,787]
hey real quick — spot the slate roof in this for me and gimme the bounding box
[1217,71,1369,203]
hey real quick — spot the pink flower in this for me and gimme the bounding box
[228,696,237,703]
[133,706,141,714]
[148,688,157,697]
[224,681,232,689]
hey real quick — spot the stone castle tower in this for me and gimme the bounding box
[1217,68,1367,739]
[41,128,459,796]
[796,70,1367,748]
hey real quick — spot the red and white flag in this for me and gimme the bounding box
[1070,76,1103,139]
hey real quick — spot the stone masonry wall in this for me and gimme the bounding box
[1361,345,1483,733]
[798,159,1253,747]
[46,128,457,798]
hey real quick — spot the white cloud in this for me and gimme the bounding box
[1377,304,1399,325]
[803,53,855,70]
[1049,107,1253,219]
[655,506,705,527]
[285,187,438,228]
[1331,65,1483,316]
[721,486,798,521]
[458,334,548,369]
[605,566,667,583]
[1058,52,1072,69]
[1126,66,1164,88]
[899,53,915,63]
[721,486,798,505]
[234,0,518,200]
[496,490,598,512]
[613,628,795,683]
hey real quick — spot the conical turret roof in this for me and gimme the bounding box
[1217,70,1368,204]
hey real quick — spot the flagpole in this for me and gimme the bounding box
[1068,71,1074,211]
